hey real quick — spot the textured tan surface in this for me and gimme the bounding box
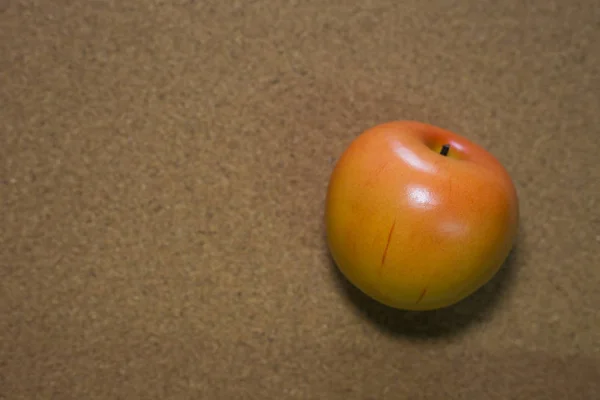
[1,1,599,399]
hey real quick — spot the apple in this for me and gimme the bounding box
[325,121,519,311]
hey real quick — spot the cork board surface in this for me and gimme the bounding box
[1,1,599,399]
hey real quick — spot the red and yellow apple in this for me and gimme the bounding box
[325,121,519,311]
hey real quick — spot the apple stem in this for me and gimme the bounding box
[440,144,450,156]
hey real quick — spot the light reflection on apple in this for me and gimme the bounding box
[405,184,439,210]
[439,220,469,238]
[391,140,436,174]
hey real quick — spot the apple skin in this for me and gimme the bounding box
[325,121,519,311]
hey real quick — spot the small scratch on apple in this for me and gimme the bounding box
[365,161,389,187]
[374,161,389,177]
[416,287,428,304]
[380,218,396,274]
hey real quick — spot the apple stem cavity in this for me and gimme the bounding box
[440,144,451,156]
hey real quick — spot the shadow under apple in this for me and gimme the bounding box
[326,236,523,339]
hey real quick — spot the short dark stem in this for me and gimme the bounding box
[440,144,450,156]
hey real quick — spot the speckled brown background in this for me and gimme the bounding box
[1,1,599,399]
